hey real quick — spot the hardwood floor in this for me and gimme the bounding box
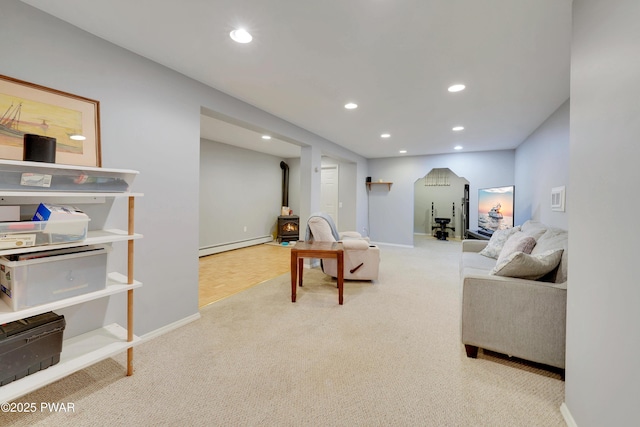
[199,243,292,308]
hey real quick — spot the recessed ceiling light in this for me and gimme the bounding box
[261,135,271,140]
[454,145,463,150]
[344,102,358,110]
[380,133,391,138]
[452,126,465,132]
[399,150,407,154]
[448,84,466,92]
[230,29,252,43]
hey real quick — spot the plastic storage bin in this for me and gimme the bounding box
[0,219,89,250]
[0,159,137,192]
[0,311,65,386]
[0,246,109,311]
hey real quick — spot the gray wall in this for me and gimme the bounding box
[368,150,515,246]
[515,99,570,229]
[339,162,358,232]
[199,140,284,250]
[566,0,640,424]
[1,0,202,335]
[1,0,367,335]
[286,157,301,218]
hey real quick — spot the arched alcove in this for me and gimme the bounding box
[414,168,469,240]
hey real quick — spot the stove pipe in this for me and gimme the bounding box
[280,161,289,208]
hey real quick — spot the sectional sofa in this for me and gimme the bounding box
[459,220,568,373]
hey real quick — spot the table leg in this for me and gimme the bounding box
[337,250,344,305]
[291,251,297,303]
[298,258,304,287]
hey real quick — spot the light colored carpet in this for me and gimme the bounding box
[1,236,565,426]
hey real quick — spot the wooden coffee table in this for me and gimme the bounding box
[291,241,344,305]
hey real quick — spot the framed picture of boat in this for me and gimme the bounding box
[477,185,515,235]
[0,74,100,167]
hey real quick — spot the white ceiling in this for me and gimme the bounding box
[22,0,571,159]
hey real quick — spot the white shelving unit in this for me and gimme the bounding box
[0,162,142,403]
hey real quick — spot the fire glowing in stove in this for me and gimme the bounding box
[282,223,298,232]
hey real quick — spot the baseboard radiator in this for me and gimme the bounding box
[199,235,273,257]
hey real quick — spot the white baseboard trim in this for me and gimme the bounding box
[371,241,414,248]
[199,236,273,257]
[140,312,201,342]
[560,402,577,427]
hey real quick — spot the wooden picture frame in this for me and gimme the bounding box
[0,74,101,167]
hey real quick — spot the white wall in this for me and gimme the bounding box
[565,1,640,425]
[515,99,570,229]
[1,0,368,335]
[199,140,284,251]
[368,150,515,246]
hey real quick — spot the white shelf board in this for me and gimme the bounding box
[88,229,144,243]
[0,323,140,403]
[0,272,142,324]
[0,158,140,175]
[0,191,143,198]
[0,229,143,257]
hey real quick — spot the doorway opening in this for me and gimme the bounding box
[321,164,339,228]
[414,168,470,241]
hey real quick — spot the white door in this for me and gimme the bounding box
[321,165,339,228]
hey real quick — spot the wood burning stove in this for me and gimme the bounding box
[277,215,299,243]
[277,161,299,242]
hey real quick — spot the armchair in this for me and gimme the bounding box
[305,213,380,281]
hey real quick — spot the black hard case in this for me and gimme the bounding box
[0,311,65,386]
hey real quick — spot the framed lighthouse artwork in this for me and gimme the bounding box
[0,74,101,167]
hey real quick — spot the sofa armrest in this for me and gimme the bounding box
[462,239,488,253]
[461,274,567,369]
[340,239,370,250]
[340,231,370,242]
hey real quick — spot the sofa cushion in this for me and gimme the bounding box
[520,220,548,240]
[460,251,496,280]
[531,228,568,283]
[462,266,493,278]
[478,226,521,259]
[495,231,537,266]
[461,252,498,271]
[491,248,564,280]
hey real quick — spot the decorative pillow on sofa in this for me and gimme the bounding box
[531,228,568,283]
[495,231,537,266]
[491,248,564,280]
[479,226,521,259]
[520,220,548,240]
